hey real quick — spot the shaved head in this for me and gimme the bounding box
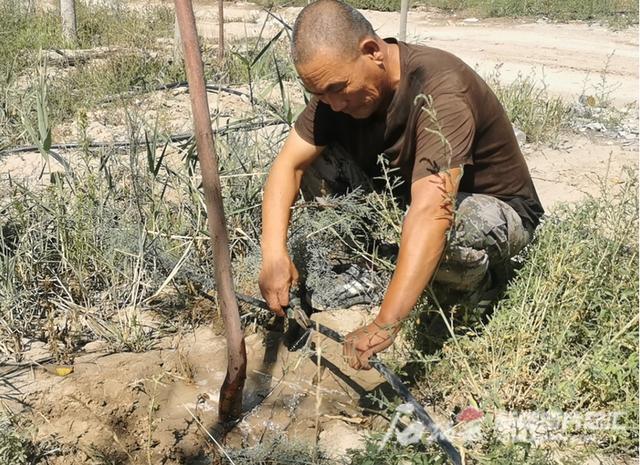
[291,0,377,66]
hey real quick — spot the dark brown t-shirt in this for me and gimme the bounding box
[294,39,544,231]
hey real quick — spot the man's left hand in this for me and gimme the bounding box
[343,320,400,370]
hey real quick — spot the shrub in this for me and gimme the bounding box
[414,168,638,454]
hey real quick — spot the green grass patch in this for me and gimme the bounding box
[350,435,569,465]
[485,67,570,144]
[421,0,638,24]
[0,0,179,146]
[0,416,32,465]
[75,1,174,49]
[0,0,174,78]
[46,52,185,122]
[412,169,638,455]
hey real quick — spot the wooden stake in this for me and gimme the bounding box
[174,0,246,422]
[218,0,225,60]
[399,0,409,42]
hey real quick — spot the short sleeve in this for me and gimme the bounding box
[411,94,475,183]
[293,97,334,147]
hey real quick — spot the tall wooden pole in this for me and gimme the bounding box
[218,0,224,60]
[174,0,246,422]
[399,0,409,42]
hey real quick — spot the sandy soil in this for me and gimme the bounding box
[3,310,392,463]
[0,3,638,463]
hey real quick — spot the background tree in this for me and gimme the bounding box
[60,0,77,44]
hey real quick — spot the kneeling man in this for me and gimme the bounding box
[258,0,544,370]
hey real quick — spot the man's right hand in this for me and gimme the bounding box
[259,129,322,317]
[258,254,299,317]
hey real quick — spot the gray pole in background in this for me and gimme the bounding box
[174,12,183,63]
[60,0,77,43]
[399,0,409,42]
[218,0,225,59]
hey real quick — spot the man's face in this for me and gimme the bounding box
[297,49,386,119]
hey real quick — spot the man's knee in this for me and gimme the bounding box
[434,245,489,291]
[433,192,532,292]
[450,193,530,262]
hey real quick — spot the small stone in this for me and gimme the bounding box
[318,421,365,461]
[463,17,479,23]
[585,122,606,132]
[84,340,109,353]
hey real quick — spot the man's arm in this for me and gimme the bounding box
[259,128,324,316]
[344,167,462,370]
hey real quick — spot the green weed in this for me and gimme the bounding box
[0,416,32,465]
[349,431,570,465]
[0,0,179,146]
[411,168,638,454]
[485,66,569,143]
[45,51,184,124]
[421,0,638,25]
[75,1,173,49]
[225,437,332,463]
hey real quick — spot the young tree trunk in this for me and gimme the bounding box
[218,0,224,60]
[399,0,409,42]
[60,0,77,44]
[174,0,246,422]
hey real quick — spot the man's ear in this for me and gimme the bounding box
[359,38,383,64]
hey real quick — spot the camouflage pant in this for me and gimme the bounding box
[434,192,531,292]
[301,146,532,293]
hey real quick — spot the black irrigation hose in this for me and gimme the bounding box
[99,81,284,116]
[0,119,288,157]
[202,289,462,465]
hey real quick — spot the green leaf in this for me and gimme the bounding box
[42,127,51,152]
[145,130,154,175]
[251,28,283,67]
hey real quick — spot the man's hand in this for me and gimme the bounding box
[258,254,299,317]
[343,319,401,370]
[259,129,322,317]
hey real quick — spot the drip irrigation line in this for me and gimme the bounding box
[99,81,284,116]
[0,118,288,157]
[198,288,462,465]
